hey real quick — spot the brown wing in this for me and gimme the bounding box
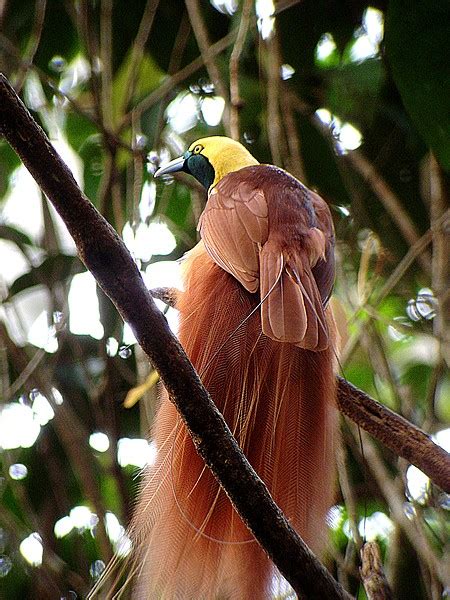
[198,166,335,350]
[310,190,335,305]
[198,178,269,293]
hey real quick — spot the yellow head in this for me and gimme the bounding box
[154,136,259,190]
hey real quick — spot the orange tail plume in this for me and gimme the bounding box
[129,243,338,599]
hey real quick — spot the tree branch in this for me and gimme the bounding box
[360,542,393,600]
[0,73,351,600]
[345,150,431,274]
[229,0,253,140]
[336,377,450,492]
[118,30,236,131]
[184,0,231,134]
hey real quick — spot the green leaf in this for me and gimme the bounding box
[0,224,35,251]
[296,114,351,205]
[78,136,104,206]
[385,1,450,171]
[8,254,84,298]
[324,59,384,129]
[65,112,99,152]
[0,141,21,198]
[112,51,165,124]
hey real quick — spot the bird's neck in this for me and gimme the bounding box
[210,146,259,189]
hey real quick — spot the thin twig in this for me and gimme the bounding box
[0,509,88,593]
[0,322,114,561]
[78,0,103,123]
[4,344,47,400]
[119,30,236,131]
[289,91,433,274]
[13,0,47,93]
[429,153,450,366]
[360,542,394,600]
[345,150,431,274]
[229,0,253,140]
[340,217,447,365]
[355,428,447,586]
[152,10,192,146]
[264,33,284,166]
[280,87,306,181]
[184,0,231,134]
[121,0,161,117]
[100,0,114,129]
[0,31,140,154]
[337,377,450,493]
[274,0,304,14]
[361,323,402,412]
[337,435,363,549]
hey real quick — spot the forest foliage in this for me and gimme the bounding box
[0,1,448,598]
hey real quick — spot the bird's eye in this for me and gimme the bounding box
[193,144,203,154]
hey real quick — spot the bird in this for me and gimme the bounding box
[129,136,338,599]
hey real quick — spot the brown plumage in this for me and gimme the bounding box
[129,138,338,599]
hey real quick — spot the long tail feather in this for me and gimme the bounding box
[128,245,338,599]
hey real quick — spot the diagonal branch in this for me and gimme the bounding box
[360,542,394,600]
[229,0,253,140]
[184,0,231,134]
[118,30,236,131]
[345,150,432,274]
[121,0,161,117]
[336,377,450,492]
[0,73,351,600]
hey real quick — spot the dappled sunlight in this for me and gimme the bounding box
[256,0,275,40]
[362,7,384,49]
[19,533,43,567]
[167,92,199,134]
[122,323,137,346]
[407,287,437,321]
[139,180,156,221]
[117,438,157,469]
[201,96,226,127]
[349,6,385,63]
[2,166,42,243]
[56,54,91,96]
[9,463,28,480]
[70,505,94,530]
[315,109,363,152]
[0,403,41,450]
[53,506,131,557]
[0,239,31,287]
[89,431,110,453]
[406,465,429,504]
[326,504,345,531]
[342,511,394,542]
[314,8,384,66]
[68,271,104,340]
[28,310,58,352]
[122,219,177,262]
[315,33,337,63]
[54,516,75,538]
[280,64,295,81]
[0,388,62,450]
[358,512,394,542]
[210,0,238,16]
